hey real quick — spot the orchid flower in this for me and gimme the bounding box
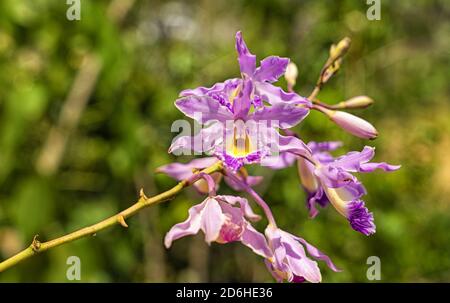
[264,225,340,283]
[181,31,311,106]
[161,31,401,283]
[224,170,340,283]
[169,78,311,171]
[268,142,400,235]
[164,194,272,259]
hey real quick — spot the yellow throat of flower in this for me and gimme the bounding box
[226,121,254,158]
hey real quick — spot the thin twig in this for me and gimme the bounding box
[0,161,223,273]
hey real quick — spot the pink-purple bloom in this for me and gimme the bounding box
[164,195,272,259]
[169,32,313,171]
[161,30,401,282]
[264,225,340,283]
[268,142,400,235]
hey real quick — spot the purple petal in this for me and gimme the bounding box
[255,82,312,106]
[232,79,253,119]
[308,141,343,153]
[285,254,321,283]
[305,187,328,218]
[164,200,207,248]
[175,95,232,123]
[216,195,261,221]
[261,152,297,169]
[251,102,310,129]
[169,123,224,154]
[279,230,322,283]
[156,157,218,181]
[359,162,401,172]
[180,81,227,97]
[333,146,375,171]
[218,153,246,171]
[296,237,342,272]
[266,131,312,160]
[235,31,256,76]
[241,224,273,259]
[347,200,376,236]
[315,165,356,188]
[254,56,289,83]
[333,146,400,173]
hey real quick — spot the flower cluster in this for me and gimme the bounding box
[158,31,400,282]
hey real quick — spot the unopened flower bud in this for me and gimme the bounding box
[336,96,374,109]
[329,37,351,60]
[284,62,298,90]
[319,108,378,139]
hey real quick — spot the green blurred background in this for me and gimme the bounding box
[0,0,449,282]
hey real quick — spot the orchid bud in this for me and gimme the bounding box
[284,62,298,90]
[335,96,374,109]
[331,111,378,139]
[329,37,351,60]
[319,107,378,139]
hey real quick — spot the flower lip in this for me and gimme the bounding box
[347,200,376,236]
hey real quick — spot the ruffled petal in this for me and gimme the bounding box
[332,146,375,172]
[359,162,401,172]
[250,102,310,129]
[217,195,261,221]
[346,200,376,236]
[296,237,341,272]
[279,230,322,283]
[164,200,207,248]
[255,82,312,106]
[253,56,289,83]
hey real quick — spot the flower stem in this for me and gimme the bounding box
[0,161,223,273]
[225,172,277,228]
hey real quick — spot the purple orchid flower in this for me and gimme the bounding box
[181,31,311,107]
[312,146,400,235]
[266,142,400,236]
[156,157,263,193]
[169,78,312,171]
[164,195,272,259]
[264,225,340,283]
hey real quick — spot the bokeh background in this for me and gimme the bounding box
[0,0,449,282]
